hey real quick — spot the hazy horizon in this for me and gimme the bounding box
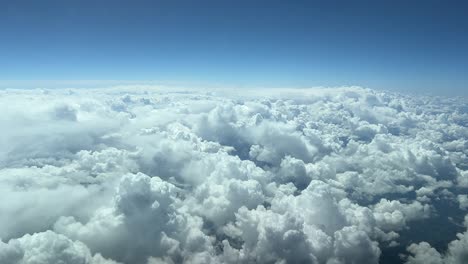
[2,0,468,95]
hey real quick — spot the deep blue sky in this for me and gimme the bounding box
[1,0,467,95]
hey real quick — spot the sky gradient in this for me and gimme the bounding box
[1,0,467,95]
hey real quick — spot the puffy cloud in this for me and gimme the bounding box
[222,205,321,263]
[458,195,468,210]
[54,172,215,264]
[405,242,444,264]
[0,230,118,264]
[405,215,468,264]
[0,86,467,263]
[332,226,381,264]
[372,199,431,231]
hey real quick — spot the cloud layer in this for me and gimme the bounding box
[0,86,467,264]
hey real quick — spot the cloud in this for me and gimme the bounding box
[458,195,468,210]
[0,86,466,263]
[405,215,468,264]
[0,230,119,264]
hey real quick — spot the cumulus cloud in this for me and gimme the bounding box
[405,215,468,264]
[458,195,468,210]
[0,86,467,263]
[0,230,119,264]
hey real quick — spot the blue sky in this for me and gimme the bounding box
[1,0,467,95]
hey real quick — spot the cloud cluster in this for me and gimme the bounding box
[405,215,468,264]
[0,86,467,263]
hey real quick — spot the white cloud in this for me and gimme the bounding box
[405,215,468,264]
[372,199,431,231]
[0,86,466,263]
[458,195,468,210]
[0,230,119,264]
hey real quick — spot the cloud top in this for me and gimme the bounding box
[0,86,467,264]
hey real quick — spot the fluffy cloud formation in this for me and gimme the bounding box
[0,86,467,264]
[405,215,468,264]
[0,230,119,264]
